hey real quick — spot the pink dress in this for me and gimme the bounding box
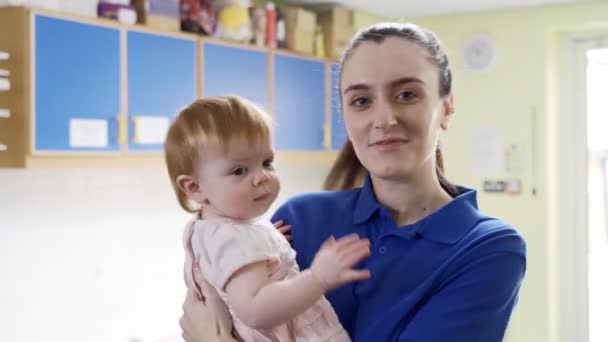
[183,217,351,342]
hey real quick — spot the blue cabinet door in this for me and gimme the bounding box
[127,31,196,151]
[35,15,121,152]
[202,42,269,111]
[330,63,348,150]
[273,54,326,151]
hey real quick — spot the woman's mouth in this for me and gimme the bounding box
[369,138,408,150]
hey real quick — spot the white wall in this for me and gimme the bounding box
[0,158,331,342]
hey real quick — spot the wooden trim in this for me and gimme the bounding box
[25,153,163,168]
[267,50,274,118]
[201,36,268,53]
[22,151,337,168]
[324,62,331,150]
[120,28,128,152]
[272,48,336,63]
[25,9,32,158]
[0,7,29,167]
[126,24,197,41]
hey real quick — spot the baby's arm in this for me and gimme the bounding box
[225,234,370,330]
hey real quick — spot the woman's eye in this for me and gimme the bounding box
[350,97,370,107]
[397,91,417,101]
[232,167,247,176]
[263,159,274,169]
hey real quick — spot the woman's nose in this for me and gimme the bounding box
[373,100,398,129]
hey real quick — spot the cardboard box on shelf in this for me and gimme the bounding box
[284,7,316,54]
[318,5,353,59]
[132,0,180,32]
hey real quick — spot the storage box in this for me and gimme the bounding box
[98,2,137,24]
[284,7,316,54]
[132,0,180,32]
[318,6,353,59]
[179,0,216,35]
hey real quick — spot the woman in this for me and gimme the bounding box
[180,22,527,341]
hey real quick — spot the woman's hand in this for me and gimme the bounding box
[180,263,237,342]
[273,219,293,241]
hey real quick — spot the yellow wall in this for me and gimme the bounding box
[409,1,608,341]
[353,10,389,31]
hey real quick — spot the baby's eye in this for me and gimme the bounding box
[263,159,274,170]
[232,167,247,176]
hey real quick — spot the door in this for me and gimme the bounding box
[127,31,196,151]
[273,53,326,151]
[202,42,269,110]
[34,15,121,152]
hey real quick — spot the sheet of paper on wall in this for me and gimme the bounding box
[69,118,109,148]
[470,127,503,174]
[0,77,10,91]
[134,116,170,144]
[505,143,525,175]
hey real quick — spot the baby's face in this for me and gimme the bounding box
[196,139,280,221]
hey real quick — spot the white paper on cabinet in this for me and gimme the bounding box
[134,116,170,144]
[69,118,109,148]
[470,127,503,174]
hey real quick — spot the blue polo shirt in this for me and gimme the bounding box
[272,177,526,342]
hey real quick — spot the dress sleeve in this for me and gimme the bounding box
[191,220,282,291]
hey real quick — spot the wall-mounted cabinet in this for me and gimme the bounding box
[34,15,122,153]
[0,7,343,168]
[127,31,197,151]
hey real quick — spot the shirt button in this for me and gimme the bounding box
[378,246,387,254]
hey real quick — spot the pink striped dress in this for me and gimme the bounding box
[183,217,351,342]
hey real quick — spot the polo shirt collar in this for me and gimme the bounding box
[352,175,483,245]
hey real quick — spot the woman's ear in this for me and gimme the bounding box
[440,95,455,130]
[176,174,203,202]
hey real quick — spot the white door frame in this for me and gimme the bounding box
[559,33,608,342]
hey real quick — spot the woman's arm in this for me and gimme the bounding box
[180,272,238,342]
[226,234,370,330]
[396,252,526,342]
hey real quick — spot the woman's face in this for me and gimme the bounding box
[341,37,453,182]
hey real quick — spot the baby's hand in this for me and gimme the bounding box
[310,234,371,291]
[273,219,292,241]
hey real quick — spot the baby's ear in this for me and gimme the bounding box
[176,174,201,199]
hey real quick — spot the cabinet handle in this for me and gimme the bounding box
[109,116,127,145]
[132,116,139,144]
[118,116,127,145]
[323,123,330,150]
[0,143,7,152]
